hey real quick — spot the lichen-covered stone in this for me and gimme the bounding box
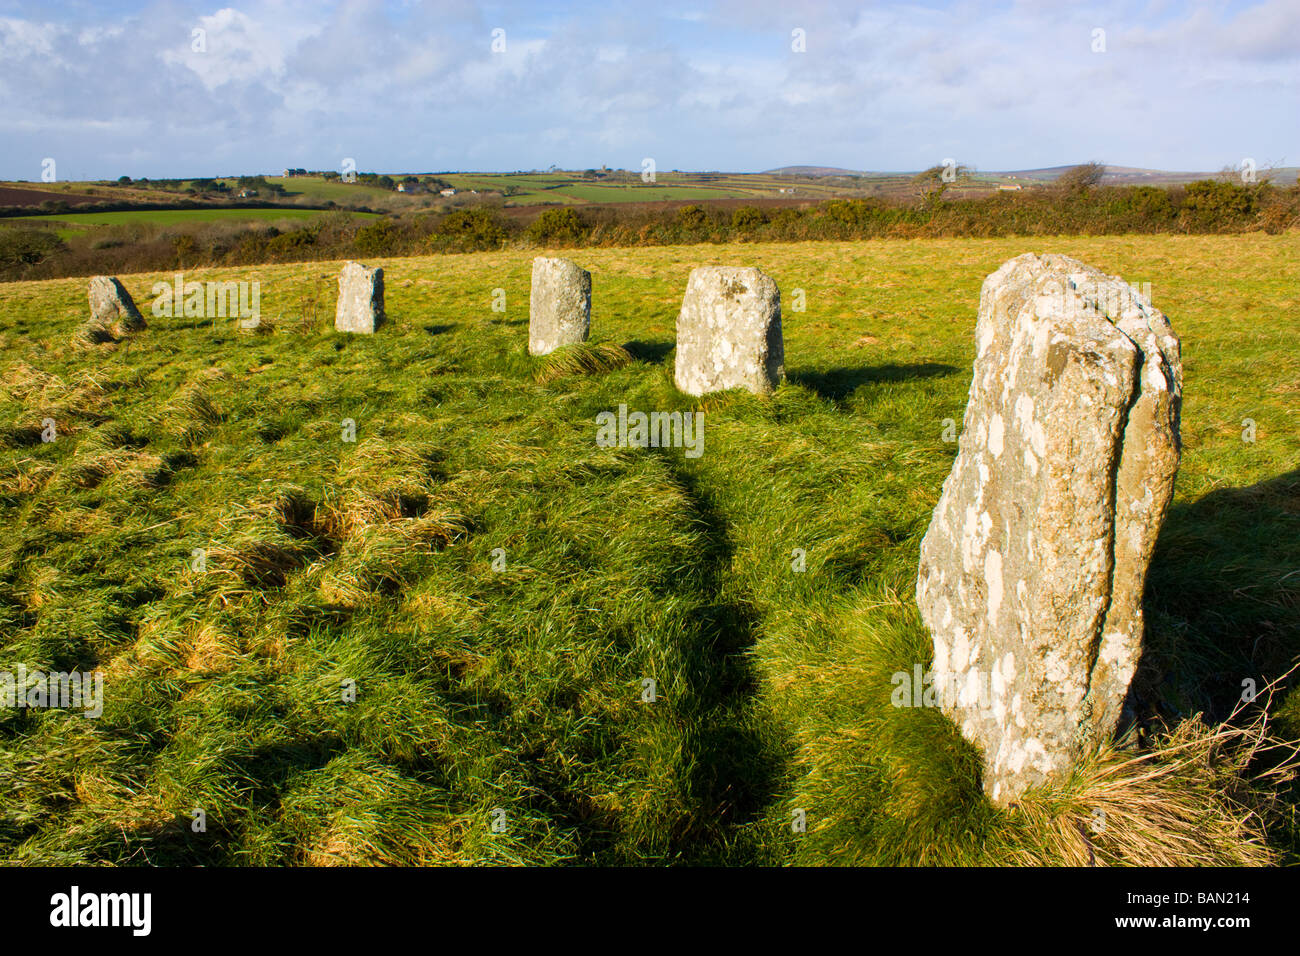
[335,261,385,333]
[916,252,1182,805]
[674,266,784,396]
[87,276,145,336]
[529,257,591,355]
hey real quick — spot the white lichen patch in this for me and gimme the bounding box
[1098,629,1135,673]
[1023,446,1038,475]
[933,635,950,674]
[1001,651,1016,681]
[985,549,1003,625]
[988,413,1005,457]
[951,627,971,673]
[1043,649,1069,684]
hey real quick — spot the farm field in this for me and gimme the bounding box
[260,176,400,205]
[0,234,1296,865]
[439,170,997,204]
[441,172,765,204]
[0,181,181,206]
[3,169,975,220]
[519,182,754,203]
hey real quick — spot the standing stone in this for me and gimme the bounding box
[529,257,591,355]
[916,252,1182,806]
[87,276,146,336]
[335,261,385,333]
[674,266,784,396]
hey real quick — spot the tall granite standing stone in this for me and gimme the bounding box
[674,266,784,396]
[88,276,146,336]
[335,261,385,333]
[529,257,591,356]
[916,253,1182,805]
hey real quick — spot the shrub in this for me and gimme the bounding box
[1259,197,1298,235]
[173,234,198,266]
[731,206,767,231]
[823,199,882,229]
[354,219,404,257]
[527,207,587,245]
[1120,185,1175,222]
[0,228,67,276]
[265,228,318,258]
[1179,179,1257,231]
[674,204,708,230]
[432,208,508,251]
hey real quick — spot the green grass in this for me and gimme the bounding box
[551,184,753,203]
[0,234,1296,865]
[10,208,380,228]
[439,174,583,205]
[261,177,398,205]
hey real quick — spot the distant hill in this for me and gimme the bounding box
[763,166,865,177]
[768,163,1299,185]
[989,165,1213,185]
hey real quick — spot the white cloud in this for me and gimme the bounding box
[161,6,319,90]
[0,16,60,60]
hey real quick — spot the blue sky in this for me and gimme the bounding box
[0,0,1295,180]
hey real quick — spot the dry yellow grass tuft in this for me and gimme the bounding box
[534,341,634,385]
[59,447,164,490]
[1003,680,1300,867]
[0,457,54,496]
[303,820,467,867]
[184,621,242,674]
[318,512,468,608]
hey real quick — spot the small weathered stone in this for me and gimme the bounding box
[529,257,591,356]
[674,266,784,396]
[916,252,1182,806]
[335,261,385,333]
[87,276,145,336]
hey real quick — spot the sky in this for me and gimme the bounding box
[0,0,1296,180]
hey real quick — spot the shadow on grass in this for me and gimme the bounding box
[789,362,959,402]
[67,735,347,866]
[423,323,456,336]
[100,815,242,867]
[1132,467,1300,727]
[645,457,786,863]
[623,340,674,365]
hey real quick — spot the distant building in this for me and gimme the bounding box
[440,188,457,197]
[997,183,1022,191]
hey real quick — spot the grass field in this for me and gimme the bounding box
[260,177,400,205]
[0,234,1296,865]
[531,183,755,203]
